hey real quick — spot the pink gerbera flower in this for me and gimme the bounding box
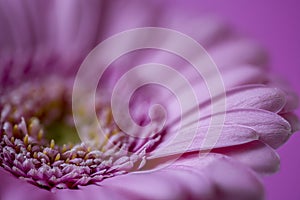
[0,1,299,200]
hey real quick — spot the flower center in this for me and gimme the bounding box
[44,117,81,146]
[0,78,160,190]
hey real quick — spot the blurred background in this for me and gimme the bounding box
[163,0,300,199]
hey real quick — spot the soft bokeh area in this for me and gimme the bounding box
[165,1,300,199]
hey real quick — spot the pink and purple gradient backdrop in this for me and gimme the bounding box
[165,1,300,199]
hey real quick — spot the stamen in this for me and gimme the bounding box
[62,144,67,153]
[33,152,38,159]
[13,124,20,137]
[23,134,29,146]
[71,153,77,160]
[54,153,61,161]
[50,139,55,149]
[37,130,43,141]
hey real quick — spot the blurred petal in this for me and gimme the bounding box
[161,14,231,47]
[208,39,268,68]
[55,184,127,200]
[0,169,54,200]
[280,112,300,133]
[205,157,264,200]
[215,141,280,174]
[171,154,264,200]
[101,171,187,200]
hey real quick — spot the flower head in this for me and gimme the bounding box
[0,78,161,189]
[0,1,299,200]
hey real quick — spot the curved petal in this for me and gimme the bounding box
[198,85,287,117]
[266,76,299,113]
[101,171,187,200]
[221,65,267,87]
[99,0,159,39]
[170,154,264,200]
[214,141,280,174]
[157,167,217,200]
[280,92,299,113]
[54,184,127,200]
[161,13,231,48]
[208,39,268,68]
[0,168,54,200]
[279,112,300,133]
[185,109,291,148]
[150,125,258,158]
[204,156,264,200]
[168,65,268,113]
[101,167,216,200]
[221,85,286,113]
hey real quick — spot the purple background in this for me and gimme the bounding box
[166,0,300,199]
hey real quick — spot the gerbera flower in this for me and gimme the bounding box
[0,1,298,200]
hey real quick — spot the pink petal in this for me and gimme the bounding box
[204,156,264,200]
[99,0,158,39]
[280,112,300,133]
[208,39,268,68]
[221,65,267,87]
[55,184,127,200]
[266,76,299,113]
[160,167,217,200]
[211,85,286,113]
[280,92,299,113]
[150,125,258,158]
[101,168,216,200]
[173,65,268,112]
[0,168,54,200]
[161,14,231,47]
[101,171,187,200]
[186,109,291,148]
[54,0,101,53]
[215,141,280,174]
[171,154,264,200]
[0,0,34,51]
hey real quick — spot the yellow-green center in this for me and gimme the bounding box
[45,121,81,146]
